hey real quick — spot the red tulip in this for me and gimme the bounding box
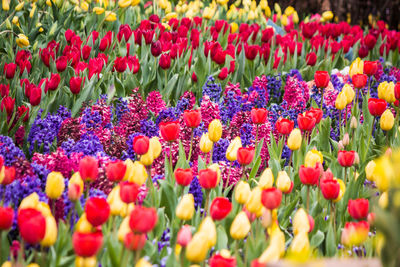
[159,121,180,142]
[306,108,323,124]
[85,197,110,226]
[124,232,147,251]
[47,73,61,91]
[69,76,83,95]
[237,147,255,166]
[129,206,158,233]
[79,156,99,181]
[261,187,282,210]
[364,61,377,76]
[244,44,259,60]
[314,71,330,88]
[29,86,41,106]
[218,67,228,80]
[352,74,368,89]
[127,55,140,74]
[338,150,355,167]
[151,41,162,57]
[119,181,140,204]
[2,166,16,185]
[82,45,92,61]
[198,169,219,189]
[251,259,266,267]
[192,72,198,83]
[368,98,387,116]
[364,34,377,50]
[358,45,369,58]
[106,160,126,182]
[210,197,232,221]
[275,118,294,135]
[348,199,369,220]
[395,82,400,100]
[183,110,201,128]
[250,108,268,125]
[209,254,237,267]
[306,52,317,66]
[17,105,29,122]
[299,165,320,186]
[132,135,150,155]
[159,53,171,69]
[177,225,192,247]
[0,84,9,97]
[297,113,316,132]
[308,215,315,233]
[1,96,15,116]
[72,231,103,257]
[0,206,14,230]
[17,208,46,244]
[56,56,68,72]
[174,168,193,186]
[320,179,340,200]
[113,57,127,73]
[4,63,17,79]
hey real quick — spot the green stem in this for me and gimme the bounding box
[255,124,259,145]
[306,185,310,213]
[209,145,214,166]
[320,87,324,110]
[225,161,233,189]
[331,201,336,243]
[204,190,210,218]
[365,117,375,159]
[169,142,173,176]
[121,247,129,267]
[188,129,194,162]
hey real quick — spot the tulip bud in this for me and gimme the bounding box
[149,137,162,159]
[16,34,30,48]
[177,225,192,247]
[15,1,24,10]
[107,186,126,217]
[200,133,213,153]
[126,160,148,185]
[287,128,302,151]
[234,181,251,204]
[304,149,323,168]
[226,137,242,161]
[365,160,376,181]
[342,84,355,104]
[198,216,217,247]
[19,192,39,210]
[342,133,350,146]
[338,141,344,150]
[293,208,310,235]
[333,178,346,203]
[117,217,130,242]
[230,211,251,240]
[185,232,210,263]
[380,109,394,131]
[176,194,195,221]
[68,172,84,201]
[289,231,310,256]
[379,192,388,209]
[208,163,221,185]
[350,116,358,129]
[276,171,292,194]
[40,215,58,247]
[45,172,65,200]
[75,257,97,267]
[208,119,222,143]
[76,213,94,233]
[335,91,347,110]
[259,168,274,189]
[245,186,263,216]
[135,258,152,267]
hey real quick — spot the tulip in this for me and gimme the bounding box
[338,150,355,167]
[126,161,148,185]
[210,197,232,221]
[335,91,347,111]
[118,0,132,8]
[378,81,396,103]
[341,221,369,247]
[293,208,311,235]
[320,179,340,200]
[16,34,29,48]
[208,119,222,143]
[176,194,195,221]
[174,168,193,186]
[299,165,320,186]
[380,109,394,131]
[352,74,368,89]
[1,96,15,116]
[218,67,228,80]
[200,133,213,153]
[364,61,377,76]
[1,166,15,185]
[79,156,98,181]
[348,198,369,220]
[133,135,150,155]
[198,216,217,247]
[18,208,46,244]
[129,206,158,233]
[333,178,346,203]
[106,160,126,182]
[368,98,387,116]
[306,52,317,66]
[230,211,251,240]
[235,181,251,205]
[85,197,110,226]
[297,113,316,132]
[68,172,84,201]
[365,160,376,181]
[29,86,41,106]
[177,225,192,247]
[183,110,201,128]
[251,108,268,124]
[349,58,364,78]
[289,231,310,256]
[306,108,323,124]
[3,63,16,79]
[19,192,39,210]
[198,168,219,189]
[261,187,282,210]
[342,84,355,105]
[45,171,65,199]
[149,137,162,159]
[226,137,242,162]
[209,253,236,267]
[0,206,14,230]
[186,232,210,263]
[70,76,83,94]
[75,257,97,267]
[73,231,103,257]
[119,181,140,204]
[150,40,162,57]
[395,82,400,100]
[237,147,255,166]
[107,186,127,217]
[304,149,323,168]
[259,168,274,189]
[276,171,292,194]
[40,215,57,247]
[160,121,180,142]
[159,53,171,69]
[124,232,147,251]
[314,71,330,108]
[275,118,294,135]
[105,11,117,22]
[287,128,302,151]
[56,56,68,72]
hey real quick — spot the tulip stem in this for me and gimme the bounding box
[204,190,210,218]
[169,142,173,173]
[188,129,194,162]
[365,117,375,159]
[209,145,214,166]
[338,111,342,138]
[255,124,259,145]
[180,247,186,267]
[121,247,129,267]
[306,186,310,213]
[331,201,336,243]
[344,167,348,185]
[320,87,324,110]
[225,161,233,190]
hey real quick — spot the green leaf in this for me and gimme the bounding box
[311,230,325,248]
[158,179,177,221]
[326,225,336,257]
[216,225,228,251]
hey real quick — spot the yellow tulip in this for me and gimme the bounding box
[280,14,288,26]
[15,1,24,10]
[378,81,396,103]
[105,11,117,21]
[226,137,242,161]
[129,161,147,185]
[46,0,52,6]
[198,216,216,247]
[293,208,310,235]
[107,186,126,217]
[259,168,274,189]
[118,0,131,7]
[322,11,333,21]
[217,0,228,5]
[342,84,355,104]
[26,264,40,267]
[164,12,178,21]
[200,133,213,153]
[30,3,36,18]
[45,172,65,199]
[304,149,323,168]
[284,6,294,16]
[265,5,271,17]
[68,172,84,201]
[176,194,195,221]
[16,34,30,48]
[289,231,310,256]
[335,91,347,110]
[149,137,162,159]
[36,202,52,217]
[75,257,97,267]
[12,16,19,25]
[208,119,222,143]
[333,178,346,203]
[235,181,251,204]
[93,7,105,14]
[276,171,291,193]
[2,0,10,10]
[373,156,394,192]
[118,217,131,242]
[292,11,299,24]
[80,1,89,11]
[259,0,267,9]
[131,0,140,6]
[274,3,281,16]
[19,192,39,210]
[259,226,285,263]
[349,58,363,78]
[186,232,210,263]
[1,262,12,267]
[245,186,263,216]
[287,128,302,151]
[76,213,94,233]
[365,160,376,182]
[135,258,152,267]
[208,163,221,185]
[379,192,388,209]
[40,216,58,247]
[380,109,394,131]
[230,211,251,240]
[140,149,154,166]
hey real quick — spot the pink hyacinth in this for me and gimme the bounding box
[283,76,309,110]
[200,95,220,128]
[252,75,269,103]
[146,91,166,116]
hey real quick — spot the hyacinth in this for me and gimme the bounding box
[158,228,171,252]
[242,85,268,111]
[252,75,270,103]
[80,107,103,130]
[181,91,196,109]
[287,69,303,81]
[66,133,105,156]
[31,163,51,186]
[57,118,82,146]
[115,97,129,122]
[224,82,241,96]
[102,132,128,158]
[123,132,143,160]
[15,126,25,147]
[156,107,180,125]
[92,95,113,128]
[266,74,282,102]
[90,166,114,195]
[202,76,222,102]
[32,148,79,178]
[330,73,345,91]
[212,138,229,162]
[188,176,203,209]
[389,66,400,81]
[140,119,159,137]
[240,123,254,147]
[200,95,221,128]
[283,75,309,110]
[220,91,241,124]
[146,91,166,116]
[0,135,25,165]
[56,105,72,121]
[220,161,243,187]
[226,111,251,139]
[12,157,35,181]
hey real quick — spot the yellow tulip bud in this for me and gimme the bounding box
[75,256,97,267]
[208,119,222,143]
[19,192,39,210]
[45,172,65,199]
[335,91,347,110]
[30,3,37,18]
[131,0,140,6]
[292,11,299,24]
[287,128,302,151]
[276,171,292,193]
[118,217,131,242]
[176,194,195,221]
[379,192,388,209]
[36,202,52,217]
[304,149,323,168]
[230,211,251,240]
[365,160,376,182]
[135,258,152,267]
[107,186,126,217]
[127,161,147,185]
[349,58,363,78]
[373,156,394,192]
[164,12,178,21]
[149,137,162,159]
[217,0,228,5]
[333,178,346,203]
[46,0,52,6]
[274,3,281,15]
[76,213,94,233]
[230,22,238,33]
[380,109,394,131]
[1,261,12,267]
[235,181,251,204]
[200,133,213,153]
[80,1,89,11]
[284,5,294,16]
[208,163,221,185]
[26,264,40,267]
[2,0,10,10]
[289,231,310,256]
[198,216,216,247]
[226,137,242,161]
[378,81,396,103]
[186,232,210,263]
[40,216,58,247]
[105,11,117,21]
[342,84,355,104]
[280,14,288,26]
[245,186,263,216]
[322,11,333,21]
[140,149,154,166]
[118,0,131,7]
[15,1,24,10]
[265,5,271,17]
[293,208,310,235]
[16,34,30,48]
[259,168,274,189]
[93,7,105,14]
[12,16,19,25]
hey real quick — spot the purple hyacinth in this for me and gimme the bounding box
[0,135,25,165]
[202,76,222,103]
[188,176,203,209]
[212,138,229,162]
